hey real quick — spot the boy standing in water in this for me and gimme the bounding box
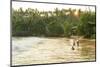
[72,39,75,50]
[71,38,79,50]
[76,39,79,47]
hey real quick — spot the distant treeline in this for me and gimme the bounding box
[12,8,96,38]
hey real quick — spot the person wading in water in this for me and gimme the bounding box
[71,38,79,50]
[71,27,80,50]
[76,39,79,47]
[72,39,75,50]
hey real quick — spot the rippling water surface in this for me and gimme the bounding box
[12,37,96,66]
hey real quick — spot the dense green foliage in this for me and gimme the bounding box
[12,8,96,38]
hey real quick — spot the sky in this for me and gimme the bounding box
[12,0,95,12]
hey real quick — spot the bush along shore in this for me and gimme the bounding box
[12,8,96,39]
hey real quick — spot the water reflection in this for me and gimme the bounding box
[80,40,95,60]
[12,37,95,66]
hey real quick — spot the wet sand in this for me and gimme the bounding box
[12,37,96,66]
